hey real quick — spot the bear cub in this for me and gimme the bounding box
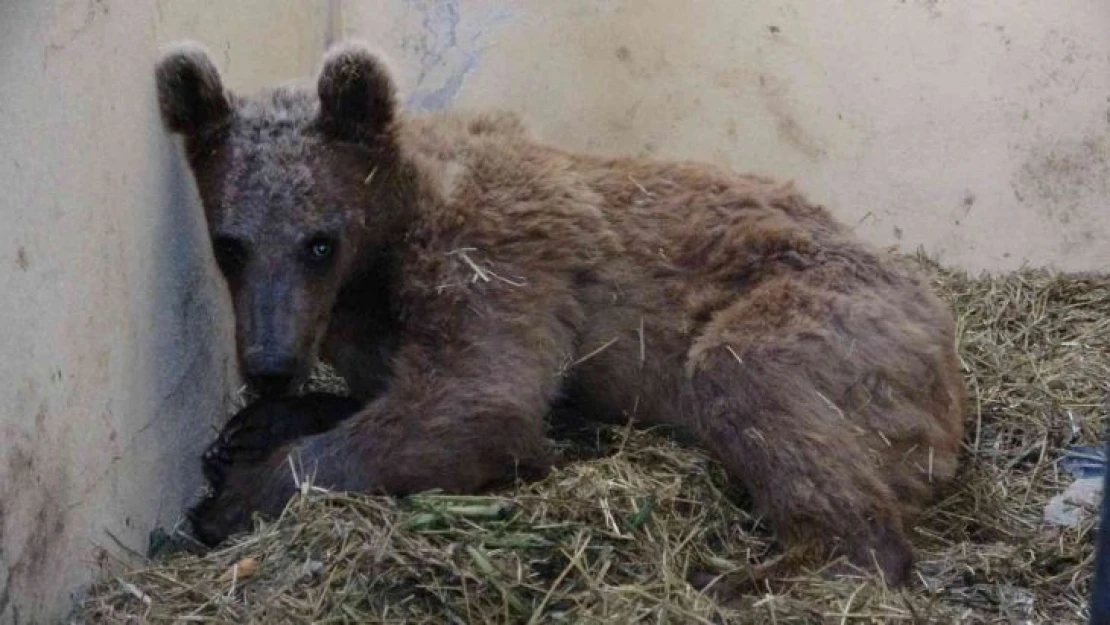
[156,39,966,587]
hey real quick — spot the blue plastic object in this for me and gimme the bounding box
[1062,445,1107,480]
[1089,436,1110,625]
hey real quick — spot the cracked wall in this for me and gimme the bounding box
[0,2,332,622]
[342,0,1110,272]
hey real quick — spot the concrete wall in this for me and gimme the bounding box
[0,2,332,623]
[342,0,1110,273]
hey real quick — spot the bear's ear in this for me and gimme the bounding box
[155,41,231,135]
[316,40,397,143]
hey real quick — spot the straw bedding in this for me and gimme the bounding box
[77,256,1110,624]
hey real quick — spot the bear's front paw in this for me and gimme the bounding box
[188,450,301,546]
[187,489,256,547]
[190,428,367,546]
[201,393,362,492]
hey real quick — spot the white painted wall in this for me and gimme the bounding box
[0,2,333,622]
[342,0,1110,273]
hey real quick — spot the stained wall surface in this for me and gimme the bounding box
[342,0,1110,273]
[0,2,333,622]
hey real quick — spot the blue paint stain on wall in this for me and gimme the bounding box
[400,0,511,112]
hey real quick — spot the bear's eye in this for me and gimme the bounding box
[212,237,248,274]
[305,237,336,265]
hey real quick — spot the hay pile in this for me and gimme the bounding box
[78,258,1110,624]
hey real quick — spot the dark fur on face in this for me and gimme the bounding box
[156,41,410,396]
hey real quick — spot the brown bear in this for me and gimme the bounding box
[155,39,966,587]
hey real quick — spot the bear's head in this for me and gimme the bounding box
[156,40,410,397]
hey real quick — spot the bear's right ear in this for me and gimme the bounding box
[316,40,397,144]
[155,41,231,135]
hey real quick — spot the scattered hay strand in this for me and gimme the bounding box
[78,257,1110,624]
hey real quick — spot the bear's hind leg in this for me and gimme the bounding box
[687,341,918,587]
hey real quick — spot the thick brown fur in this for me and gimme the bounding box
[156,40,966,587]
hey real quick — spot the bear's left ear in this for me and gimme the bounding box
[316,40,397,144]
[155,40,231,135]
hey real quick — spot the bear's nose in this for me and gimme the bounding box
[243,354,299,397]
[248,373,296,397]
